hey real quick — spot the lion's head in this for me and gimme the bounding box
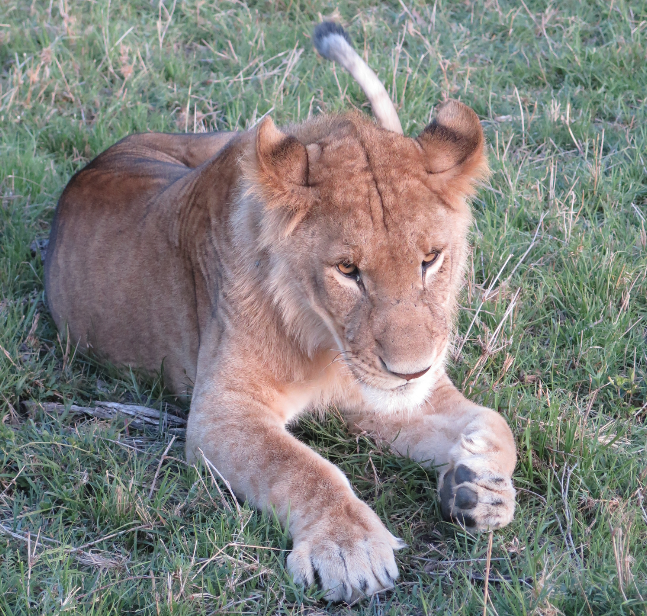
[237,99,487,413]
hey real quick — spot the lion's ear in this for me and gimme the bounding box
[417,100,489,199]
[253,116,312,212]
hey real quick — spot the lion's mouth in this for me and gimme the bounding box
[378,357,431,383]
[347,360,434,393]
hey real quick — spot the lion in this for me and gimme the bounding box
[45,22,517,602]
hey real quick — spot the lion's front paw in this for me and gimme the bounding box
[287,497,405,602]
[439,462,515,530]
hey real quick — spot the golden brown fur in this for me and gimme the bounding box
[46,30,517,602]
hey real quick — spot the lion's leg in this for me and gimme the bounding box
[343,373,517,530]
[186,356,404,602]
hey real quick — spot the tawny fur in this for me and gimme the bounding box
[45,30,517,603]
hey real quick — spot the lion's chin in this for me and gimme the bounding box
[359,366,441,414]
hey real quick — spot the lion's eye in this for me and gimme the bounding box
[422,252,440,270]
[337,262,359,279]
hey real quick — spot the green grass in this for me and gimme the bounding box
[1,0,646,613]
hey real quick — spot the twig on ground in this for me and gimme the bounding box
[23,401,186,435]
[483,531,493,616]
[454,253,514,359]
[502,212,547,286]
[0,464,25,504]
[557,463,583,569]
[0,522,127,569]
[77,523,153,551]
[636,489,647,526]
[412,555,506,564]
[148,435,177,499]
[198,449,241,515]
[78,575,156,600]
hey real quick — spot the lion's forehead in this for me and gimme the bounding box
[313,187,457,251]
[311,141,451,223]
[302,131,469,263]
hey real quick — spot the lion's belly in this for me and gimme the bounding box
[45,155,201,396]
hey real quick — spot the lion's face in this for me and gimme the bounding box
[248,102,487,412]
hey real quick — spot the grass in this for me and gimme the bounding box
[1,0,646,613]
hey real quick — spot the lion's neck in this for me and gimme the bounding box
[172,133,333,381]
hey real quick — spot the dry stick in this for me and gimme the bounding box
[193,543,230,577]
[0,522,125,569]
[184,81,192,134]
[157,0,177,50]
[216,50,289,86]
[611,526,629,601]
[565,102,584,158]
[197,455,233,514]
[483,530,493,616]
[0,464,25,503]
[467,287,521,388]
[486,288,521,352]
[27,528,36,604]
[78,575,155,600]
[454,253,514,359]
[274,43,302,102]
[148,435,177,499]
[151,570,161,616]
[0,520,150,552]
[411,555,506,564]
[112,25,135,51]
[53,55,75,104]
[77,523,153,551]
[634,400,647,418]
[514,86,525,147]
[502,212,546,286]
[23,400,186,433]
[558,463,583,568]
[189,464,220,511]
[0,343,18,368]
[331,63,344,99]
[198,449,241,515]
[0,522,65,547]
[247,105,275,130]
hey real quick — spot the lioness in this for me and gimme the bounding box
[45,23,517,601]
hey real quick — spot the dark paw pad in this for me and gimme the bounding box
[455,464,477,484]
[440,465,480,525]
[455,486,478,509]
[439,469,454,520]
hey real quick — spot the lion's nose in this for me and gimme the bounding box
[379,358,431,381]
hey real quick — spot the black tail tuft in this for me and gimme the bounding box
[313,21,352,58]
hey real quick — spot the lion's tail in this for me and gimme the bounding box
[313,22,403,135]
